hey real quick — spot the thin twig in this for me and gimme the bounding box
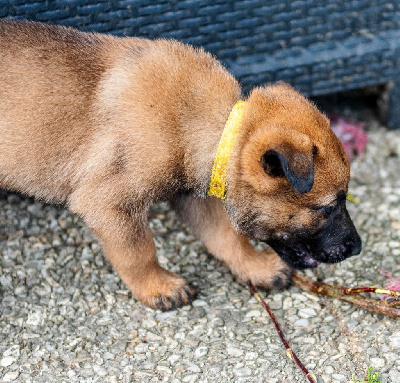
[246,281,317,383]
[343,286,400,299]
[292,273,400,319]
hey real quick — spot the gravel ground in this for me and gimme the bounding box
[1,94,400,383]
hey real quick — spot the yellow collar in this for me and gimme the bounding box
[208,100,246,199]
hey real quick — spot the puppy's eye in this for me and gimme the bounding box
[311,191,346,217]
[321,204,336,217]
[311,201,337,218]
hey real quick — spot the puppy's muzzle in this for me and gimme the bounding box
[269,207,362,270]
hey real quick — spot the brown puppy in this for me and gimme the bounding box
[0,20,361,311]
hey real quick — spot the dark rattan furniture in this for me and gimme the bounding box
[2,0,400,127]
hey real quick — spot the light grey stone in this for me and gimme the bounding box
[2,372,20,382]
[0,356,16,367]
[332,373,346,381]
[233,367,252,377]
[194,346,208,358]
[389,370,400,382]
[183,360,201,373]
[390,331,400,348]
[227,347,244,357]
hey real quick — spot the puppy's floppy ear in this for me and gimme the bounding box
[261,144,316,194]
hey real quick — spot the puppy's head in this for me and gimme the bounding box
[225,83,361,269]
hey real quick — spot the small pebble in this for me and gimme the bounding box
[0,356,16,367]
[2,372,19,382]
[227,347,243,357]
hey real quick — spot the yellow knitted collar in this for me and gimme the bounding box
[208,100,246,199]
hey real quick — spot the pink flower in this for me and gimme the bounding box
[379,269,400,302]
[329,115,368,161]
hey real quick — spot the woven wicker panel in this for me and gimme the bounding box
[1,0,400,96]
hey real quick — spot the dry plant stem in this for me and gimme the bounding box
[292,273,400,319]
[246,281,317,383]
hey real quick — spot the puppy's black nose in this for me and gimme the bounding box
[346,232,362,256]
[351,240,362,256]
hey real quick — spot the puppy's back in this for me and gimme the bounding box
[0,20,116,200]
[0,20,240,205]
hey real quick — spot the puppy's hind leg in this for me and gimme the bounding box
[173,195,293,290]
[72,200,196,311]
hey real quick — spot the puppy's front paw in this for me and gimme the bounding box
[152,283,197,312]
[267,266,294,290]
[238,248,294,290]
[134,268,197,311]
